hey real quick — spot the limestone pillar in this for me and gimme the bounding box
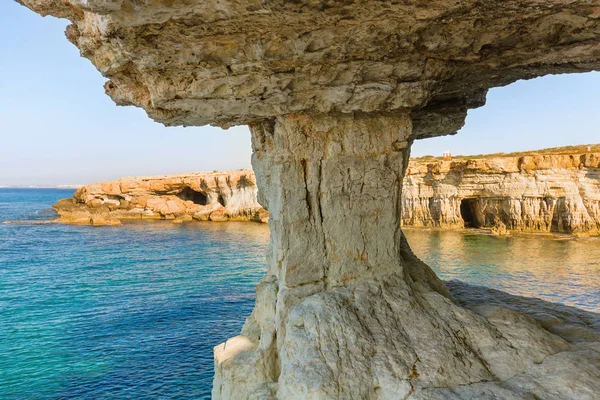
[213,113,572,399]
[251,113,448,297]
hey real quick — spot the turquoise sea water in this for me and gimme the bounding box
[1,189,599,399]
[0,189,269,399]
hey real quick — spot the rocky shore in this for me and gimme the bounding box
[53,170,267,225]
[404,145,600,236]
[56,146,600,236]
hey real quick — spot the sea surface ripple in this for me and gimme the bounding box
[0,189,598,399]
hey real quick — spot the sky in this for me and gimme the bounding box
[1,1,599,186]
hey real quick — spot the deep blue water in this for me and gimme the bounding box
[0,189,269,399]
[1,189,598,399]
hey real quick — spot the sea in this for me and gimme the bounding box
[1,188,599,399]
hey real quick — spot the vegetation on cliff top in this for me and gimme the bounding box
[414,144,600,161]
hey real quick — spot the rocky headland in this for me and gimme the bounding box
[57,145,600,237]
[404,144,600,236]
[53,170,267,225]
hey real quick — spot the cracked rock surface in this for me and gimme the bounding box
[17,0,600,134]
[214,113,600,399]
[403,147,600,235]
[16,1,600,399]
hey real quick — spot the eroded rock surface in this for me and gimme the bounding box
[53,170,267,225]
[57,144,600,235]
[214,114,600,399]
[403,145,600,236]
[15,0,600,136]
[16,0,600,399]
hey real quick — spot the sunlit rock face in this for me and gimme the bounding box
[53,146,600,235]
[403,148,600,235]
[18,0,600,134]
[18,0,600,399]
[53,170,267,225]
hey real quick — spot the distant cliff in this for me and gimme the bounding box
[55,146,600,234]
[53,170,267,225]
[402,145,600,236]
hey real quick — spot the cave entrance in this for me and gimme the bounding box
[178,186,208,206]
[550,197,566,233]
[460,198,480,228]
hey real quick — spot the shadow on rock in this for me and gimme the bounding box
[446,279,600,343]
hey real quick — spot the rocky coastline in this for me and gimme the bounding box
[404,145,600,236]
[23,0,600,394]
[55,146,600,237]
[53,170,267,225]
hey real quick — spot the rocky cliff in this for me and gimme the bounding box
[53,170,267,225]
[403,145,600,236]
[59,145,600,236]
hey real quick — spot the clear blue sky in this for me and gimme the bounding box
[1,1,599,186]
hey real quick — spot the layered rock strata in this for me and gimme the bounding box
[53,170,267,225]
[18,0,600,399]
[58,145,600,236]
[403,146,600,235]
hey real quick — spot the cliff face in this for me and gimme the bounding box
[58,147,600,235]
[403,148,600,236]
[53,170,267,225]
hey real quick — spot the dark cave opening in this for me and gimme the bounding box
[217,194,226,207]
[550,197,566,233]
[460,198,480,228]
[178,187,208,206]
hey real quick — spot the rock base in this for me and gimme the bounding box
[214,277,600,399]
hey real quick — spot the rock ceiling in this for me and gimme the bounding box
[18,0,600,138]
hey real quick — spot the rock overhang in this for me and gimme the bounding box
[16,2,600,398]
[17,0,600,137]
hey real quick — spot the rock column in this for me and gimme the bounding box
[213,113,571,399]
[251,112,447,297]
